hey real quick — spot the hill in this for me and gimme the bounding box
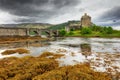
[48,20,80,30]
[0,21,80,30]
[0,23,52,29]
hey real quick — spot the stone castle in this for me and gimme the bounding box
[65,13,92,32]
[81,13,92,27]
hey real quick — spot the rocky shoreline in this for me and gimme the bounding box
[0,52,112,80]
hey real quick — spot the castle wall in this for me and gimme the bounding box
[0,28,28,36]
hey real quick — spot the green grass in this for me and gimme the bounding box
[48,21,120,38]
[66,30,120,37]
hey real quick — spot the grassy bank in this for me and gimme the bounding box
[0,52,112,80]
[65,30,120,38]
[59,25,120,38]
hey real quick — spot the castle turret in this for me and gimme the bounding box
[81,13,92,27]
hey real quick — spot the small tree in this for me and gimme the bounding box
[59,29,66,36]
[91,25,102,31]
[106,27,113,34]
[81,28,92,35]
[68,31,74,35]
[101,26,113,34]
[70,28,74,31]
[100,27,107,34]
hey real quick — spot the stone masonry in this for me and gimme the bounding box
[65,13,92,32]
[0,27,28,36]
[0,27,59,37]
[81,13,92,27]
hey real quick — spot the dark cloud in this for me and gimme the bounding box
[0,0,80,17]
[53,0,79,8]
[98,6,120,26]
[0,0,119,27]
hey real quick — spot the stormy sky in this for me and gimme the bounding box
[0,0,120,27]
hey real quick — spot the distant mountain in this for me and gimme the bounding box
[0,23,53,29]
[0,21,80,30]
[47,20,80,30]
[0,24,19,27]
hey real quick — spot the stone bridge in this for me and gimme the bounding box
[0,27,59,37]
[28,28,59,37]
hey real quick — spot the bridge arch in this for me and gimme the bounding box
[27,28,60,37]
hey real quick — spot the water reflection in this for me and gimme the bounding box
[0,40,50,58]
[0,37,120,59]
[0,40,50,49]
[80,44,92,57]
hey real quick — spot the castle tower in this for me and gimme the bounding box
[81,13,92,27]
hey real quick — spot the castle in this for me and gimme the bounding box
[81,13,92,27]
[65,13,92,32]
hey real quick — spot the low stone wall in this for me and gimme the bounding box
[0,28,28,36]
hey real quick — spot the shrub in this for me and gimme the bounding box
[91,25,103,32]
[81,28,92,34]
[68,31,74,35]
[59,29,66,36]
[70,28,74,31]
[101,27,113,34]
[106,27,113,34]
